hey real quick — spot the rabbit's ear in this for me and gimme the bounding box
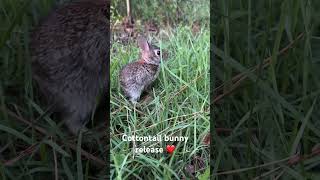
[137,36,150,52]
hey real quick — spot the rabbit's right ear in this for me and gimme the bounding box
[137,36,150,52]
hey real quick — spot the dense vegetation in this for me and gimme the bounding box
[213,0,320,179]
[0,0,209,179]
[111,0,210,179]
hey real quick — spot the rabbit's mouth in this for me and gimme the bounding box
[138,55,161,65]
[145,59,161,65]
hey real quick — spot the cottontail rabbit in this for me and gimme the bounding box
[119,37,162,104]
[30,0,109,134]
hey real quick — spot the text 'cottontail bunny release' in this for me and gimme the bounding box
[119,37,162,104]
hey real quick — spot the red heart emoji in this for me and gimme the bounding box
[166,145,175,154]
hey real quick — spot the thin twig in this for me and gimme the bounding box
[169,73,205,100]
[214,32,304,103]
[53,138,58,180]
[3,144,38,166]
[213,146,320,176]
[1,107,105,167]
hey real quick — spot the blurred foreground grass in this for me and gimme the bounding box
[0,0,209,179]
[213,0,320,179]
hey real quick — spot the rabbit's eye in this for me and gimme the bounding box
[156,50,160,56]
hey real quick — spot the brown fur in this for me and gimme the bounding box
[119,37,161,103]
[30,0,110,134]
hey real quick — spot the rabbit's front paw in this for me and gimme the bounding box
[129,92,140,104]
[64,112,89,135]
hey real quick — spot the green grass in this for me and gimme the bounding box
[112,0,209,26]
[0,0,108,179]
[110,25,210,179]
[213,0,320,179]
[0,0,210,179]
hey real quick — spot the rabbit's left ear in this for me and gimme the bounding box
[137,36,150,51]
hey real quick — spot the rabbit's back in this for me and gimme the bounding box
[120,62,159,88]
[30,0,109,134]
[31,1,108,76]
